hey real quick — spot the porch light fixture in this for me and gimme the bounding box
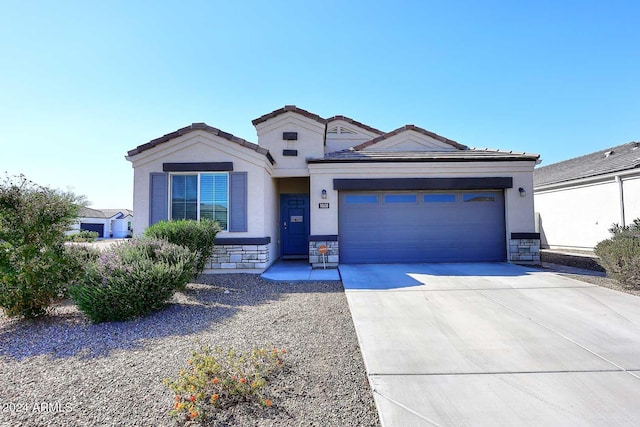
[519,187,526,197]
[321,189,327,199]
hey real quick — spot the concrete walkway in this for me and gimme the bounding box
[261,260,341,281]
[339,263,640,426]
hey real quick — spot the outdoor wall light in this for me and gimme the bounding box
[519,187,526,197]
[321,189,327,199]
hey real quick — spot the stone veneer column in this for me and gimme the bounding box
[308,236,339,269]
[206,244,270,270]
[509,233,541,265]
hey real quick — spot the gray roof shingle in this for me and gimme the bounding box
[534,142,640,187]
[78,208,133,219]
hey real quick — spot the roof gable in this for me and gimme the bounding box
[126,123,272,163]
[534,142,640,187]
[326,115,384,136]
[354,125,468,152]
[252,105,326,126]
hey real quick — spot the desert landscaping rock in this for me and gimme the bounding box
[0,275,379,427]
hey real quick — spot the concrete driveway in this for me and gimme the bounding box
[339,263,640,426]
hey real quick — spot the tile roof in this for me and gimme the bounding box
[126,123,272,161]
[325,115,384,135]
[534,142,640,187]
[352,124,468,151]
[251,105,326,126]
[310,148,540,163]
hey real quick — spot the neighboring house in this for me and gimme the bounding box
[126,105,540,272]
[534,142,640,251]
[70,207,134,238]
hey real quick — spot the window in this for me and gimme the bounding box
[345,194,377,204]
[463,193,496,202]
[171,173,228,229]
[424,194,456,203]
[384,194,417,204]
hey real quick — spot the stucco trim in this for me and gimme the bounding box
[214,237,271,245]
[333,177,513,191]
[511,232,540,239]
[309,235,338,241]
[163,162,233,172]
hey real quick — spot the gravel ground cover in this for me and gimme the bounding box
[0,275,380,427]
[539,262,640,297]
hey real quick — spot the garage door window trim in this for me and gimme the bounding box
[384,194,418,204]
[463,193,497,203]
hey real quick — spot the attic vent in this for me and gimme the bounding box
[283,132,298,140]
[604,150,614,158]
[327,126,356,135]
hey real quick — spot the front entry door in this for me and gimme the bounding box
[280,194,310,258]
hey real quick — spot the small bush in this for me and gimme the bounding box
[594,218,640,289]
[144,219,220,276]
[66,230,99,242]
[163,345,286,422]
[0,174,85,318]
[70,238,196,323]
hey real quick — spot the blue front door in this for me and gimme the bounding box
[280,194,310,258]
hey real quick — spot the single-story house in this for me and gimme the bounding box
[70,207,134,238]
[534,141,640,251]
[126,105,540,272]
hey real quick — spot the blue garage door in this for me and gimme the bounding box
[80,223,104,238]
[339,191,506,263]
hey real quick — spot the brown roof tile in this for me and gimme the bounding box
[251,105,327,126]
[353,124,468,151]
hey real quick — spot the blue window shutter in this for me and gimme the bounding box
[149,172,168,225]
[229,172,247,232]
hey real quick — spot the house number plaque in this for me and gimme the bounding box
[318,203,330,209]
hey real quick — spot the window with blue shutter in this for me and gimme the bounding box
[149,172,168,225]
[229,172,247,232]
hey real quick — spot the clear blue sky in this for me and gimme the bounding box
[1,1,638,210]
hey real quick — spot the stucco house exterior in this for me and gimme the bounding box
[534,142,640,251]
[70,207,134,238]
[126,105,540,272]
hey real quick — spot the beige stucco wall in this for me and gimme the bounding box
[254,112,324,177]
[127,130,274,239]
[308,161,537,240]
[535,172,640,250]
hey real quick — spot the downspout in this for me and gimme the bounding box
[616,175,625,226]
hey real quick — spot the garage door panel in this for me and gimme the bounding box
[339,191,505,263]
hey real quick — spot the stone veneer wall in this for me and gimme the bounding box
[206,244,269,270]
[309,239,339,269]
[509,234,540,265]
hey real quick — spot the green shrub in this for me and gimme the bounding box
[594,218,640,289]
[0,174,85,318]
[66,230,99,242]
[163,345,286,422]
[70,238,196,323]
[144,219,220,276]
